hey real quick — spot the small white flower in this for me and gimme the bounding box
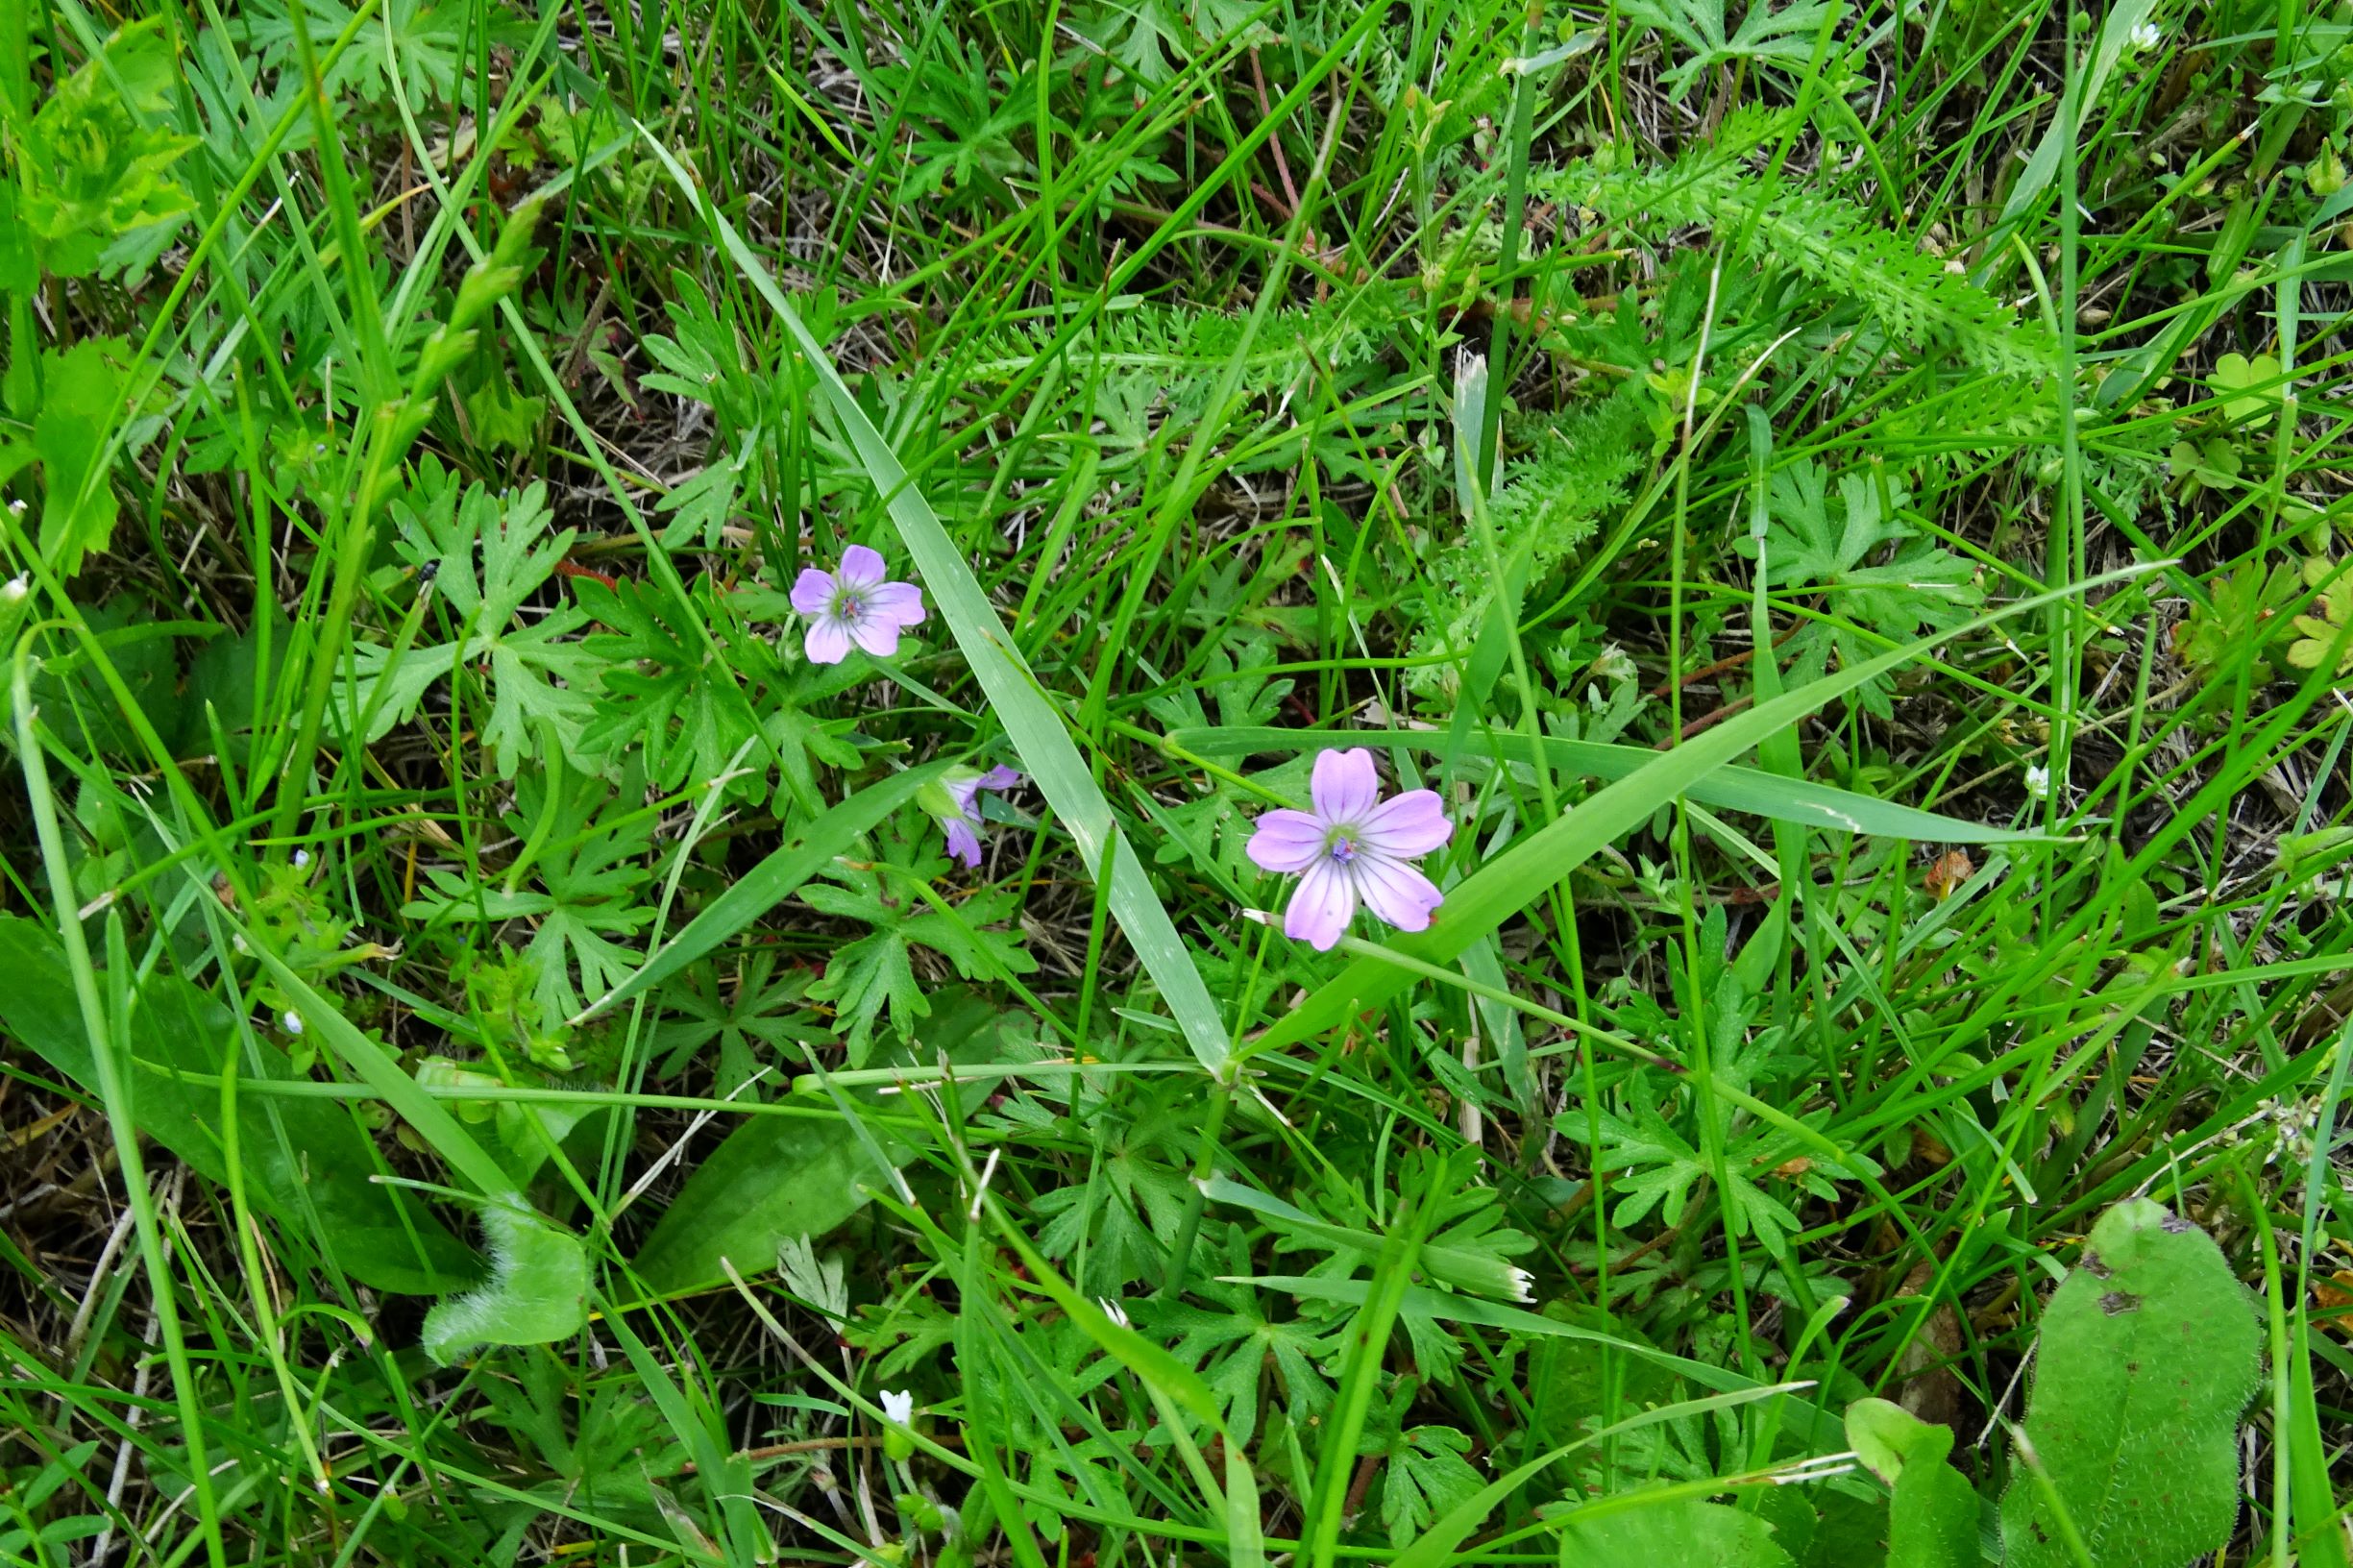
[2023,762,2051,801]
[0,574,26,604]
[7,498,25,517]
[1097,1297,1132,1329]
[282,1011,305,1036]
[2130,19,2161,51]
[879,1388,914,1426]
[293,849,310,869]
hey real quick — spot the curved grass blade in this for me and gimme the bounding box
[638,133,1233,1079]
[1236,1273,1797,1402]
[1249,569,2149,1059]
[1168,726,2053,845]
[1391,1383,1815,1568]
[251,948,516,1200]
[570,760,951,1027]
[1200,1173,1531,1301]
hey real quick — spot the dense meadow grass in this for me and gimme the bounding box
[6,0,2353,1560]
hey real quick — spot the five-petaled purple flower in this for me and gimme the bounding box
[941,766,1022,868]
[791,545,927,664]
[1247,748,1452,951]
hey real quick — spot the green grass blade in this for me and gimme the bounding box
[11,650,233,1568]
[1249,568,2149,1059]
[244,939,514,1199]
[1167,725,2057,844]
[636,129,1234,1079]
[569,760,952,1027]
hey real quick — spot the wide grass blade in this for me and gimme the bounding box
[1249,569,2148,1058]
[637,132,1235,1079]
[570,760,952,1027]
[248,943,516,1200]
[1168,724,2056,844]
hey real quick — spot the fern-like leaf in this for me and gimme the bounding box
[946,285,1406,432]
[1543,124,2058,380]
[1409,390,1648,691]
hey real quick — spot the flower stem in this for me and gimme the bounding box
[1159,1078,1234,1301]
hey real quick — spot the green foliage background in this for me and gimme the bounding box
[3,0,2352,1561]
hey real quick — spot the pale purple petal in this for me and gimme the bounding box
[868,580,927,626]
[1353,853,1443,934]
[791,568,837,617]
[1284,859,1357,950]
[838,545,888,589]
[805,617,852,664]
[1311,748,1381,825]
[1359,791,1453,857]
[849,616,904,657]
[947,775,983,815]
[978,766,1022,792]
[944,818,983,868]
[1248,809,1329,873]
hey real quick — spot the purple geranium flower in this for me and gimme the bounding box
[940,766,1022,868]
[790,545,926,663]
[1246,748,1452,951]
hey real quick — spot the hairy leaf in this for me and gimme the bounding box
[2000,1198,2261,1568]
[1846,1401,1978,1568]
[422,1195,589,1363]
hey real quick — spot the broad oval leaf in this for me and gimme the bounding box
[0,916,477,1293]
[1842,1403,1980,1568]
[2000,1198,2261,1568]
[630,992,1022,1294]
[1554,1495,1796,1566]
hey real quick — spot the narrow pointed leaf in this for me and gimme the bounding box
[638,132,1233,1079]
